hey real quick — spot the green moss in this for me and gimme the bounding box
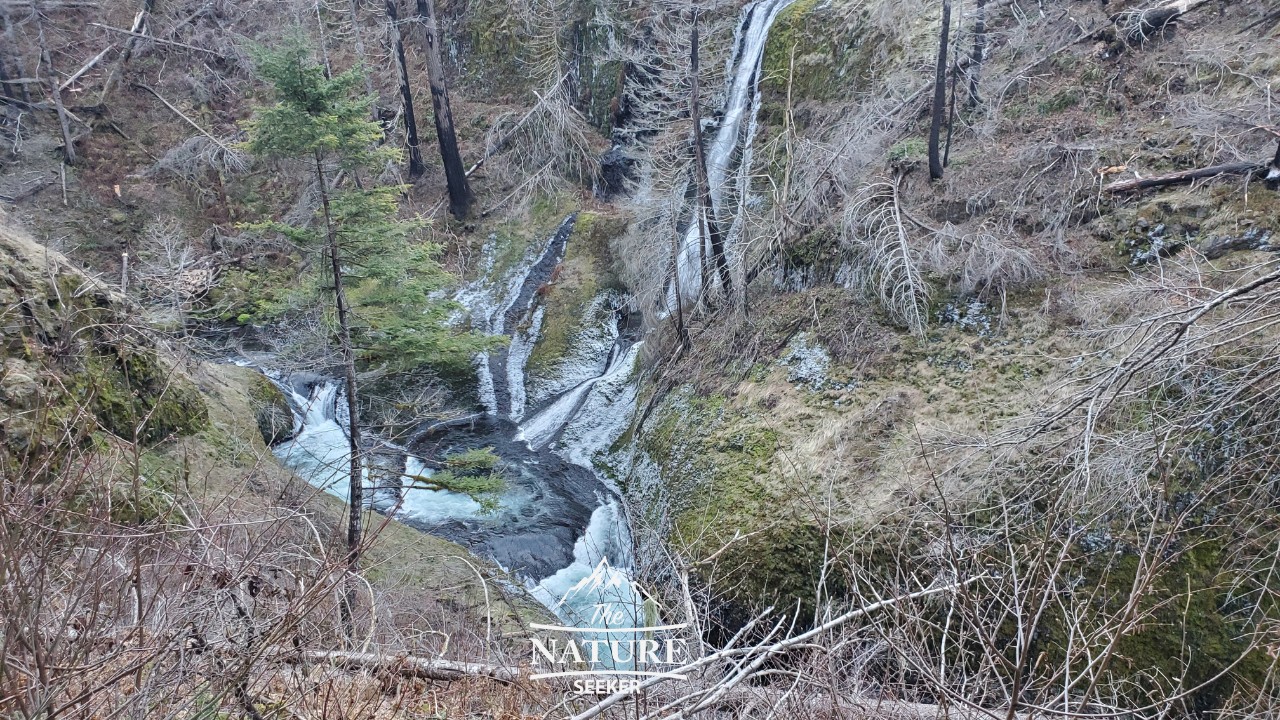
[248,374,293,445]
[73,347,208,445]
[1037,88,1081,115]
[888,138,928,161]
[207,263,305,325]
[761,0,891,112]
[526,210,628,375]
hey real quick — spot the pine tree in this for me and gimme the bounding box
[240,39,488,635]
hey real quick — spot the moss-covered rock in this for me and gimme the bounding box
[0,221,207,467]
[526,210,629,377]
[248,373,294,446]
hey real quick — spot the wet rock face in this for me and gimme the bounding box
[250,375,295,446]
[404,415,609,581]
[596,145,636,199]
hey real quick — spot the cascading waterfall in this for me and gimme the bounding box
[672,0,796,308]
[267,1,794,642]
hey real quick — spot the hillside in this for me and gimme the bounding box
[4,0,1280,717]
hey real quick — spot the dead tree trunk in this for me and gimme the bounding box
[414,0,471,218]
[967,0,987,109]
[1265,139,1280,189]
[1116,0,1212,44]
[314,151,364,637]
[1104,162,1264,193]
[348,0,378,116]
[35,10,76,165]
[98,0,155,105]
[2,13,31,103]
[928,0,952,180]
[689,17,730,302]
[386,0,425,178]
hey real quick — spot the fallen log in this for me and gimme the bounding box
[1113,0,1213,43]
[1104,162,1265,194]
[275,648,520,683]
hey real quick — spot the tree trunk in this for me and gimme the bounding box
[2,13,31,103]
[1103,162,1264,193]
[927,0,952,180]
[35,10,76,165]
[1264,138,1280,189]
[348,0,378,116]
[385,0,425,178]
[314,151,363,637]
[967,0,986,110]
[414,0,471,218]
[943,10,961,168]
[689,17,731,302]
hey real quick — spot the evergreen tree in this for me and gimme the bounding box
[240,39,490,635]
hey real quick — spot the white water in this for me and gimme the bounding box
[397,457,486,523]
[272,383,355,498]
[531,500,644,631]
[456,225,568,415]
[506,305,545,422]
[672,0,796,308]
[516,341,641,452]
[271,3,795,633]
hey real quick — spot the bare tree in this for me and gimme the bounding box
[385,0,425,178]
[928,0,952,180]
[35,6,76,164]
[967,0,987,109]
[414,0,471,218]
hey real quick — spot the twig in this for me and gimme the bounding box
[89,23,224,57]
[131,82,231,152]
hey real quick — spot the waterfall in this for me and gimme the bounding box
[456,214,576,416]
[265,0,795,634]
[673,0,796,307]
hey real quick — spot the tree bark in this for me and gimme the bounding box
[348,0,378,116]
[35,9,76,165]
[689,17,730,302]
[385,0,424,178]
[314,151,363,637]
[928,0,952,180]
[2,12,31,103]
[967,0,986,110]
[414,0,471,218]
[97,0,154,105]
[1103,162,1264,194]
[1267,138,1280,189]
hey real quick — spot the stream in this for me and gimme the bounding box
[267,0,790,631]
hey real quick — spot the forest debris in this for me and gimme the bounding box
[1112,0,1213,43]
[1103,162,1265,193]
[283,649,519,683]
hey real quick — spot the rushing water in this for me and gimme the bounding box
[672,0,796,308]
[268,0,793,637]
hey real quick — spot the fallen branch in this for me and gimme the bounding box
[131,82,231,153]
[1103,162,1264,193]
[1113,0,1213,43]
[464,72,570,178]
[58,43,116,91]
[89,23,224,57]
[284,649,519,683]
[571,577,986,720]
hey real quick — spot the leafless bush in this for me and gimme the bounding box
[922,224,1042,299]
[842,174,930,335]
[132,215,217,327]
